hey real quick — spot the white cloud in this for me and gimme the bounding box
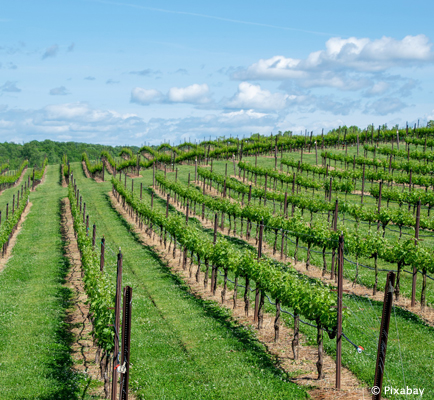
[236,35,433,80]
[232,35,433,94]
[0,102,144,144]
[0,102,281,145]
[131,83,212,106]
[168,83,210,104]
[131,87,164,105]
[49,86,70,96]
[226,82,291,110]
[42,44,59,59]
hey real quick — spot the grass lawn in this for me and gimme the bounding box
[0,165,85,399]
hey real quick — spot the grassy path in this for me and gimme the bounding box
[73,163,309,400]
[0,165,81,399]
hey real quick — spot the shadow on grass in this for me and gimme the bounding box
[104,192,292,382]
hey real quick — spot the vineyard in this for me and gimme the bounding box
[0,126,433,399]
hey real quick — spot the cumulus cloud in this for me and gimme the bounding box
[235,35,433,80]
[0,81,21,92]
[168,83,210,104]
[134,109,278,143]
[0,102,145,145]
[232,35,434,95]
[131,88,164,105]
[49,86,70,96]
[224,82,358,115]
[226,82,291,110]
[0,102,280,145]
[42,44,59,59]
[364,97,407,115]
[131,83,212,106]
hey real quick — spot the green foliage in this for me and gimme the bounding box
[68,184,115,351]
[0,140,138,169]
[0,159,28,185]
[31,157,48,181]
[0,189,30,247]
[113,176,340,331]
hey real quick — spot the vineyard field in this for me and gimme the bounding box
[0,130,434,399]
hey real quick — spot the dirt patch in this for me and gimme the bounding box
[102,158,114,175]
[61,165,67,187]
[154,185,434,327]
[61,197,107,398]
[82,161,104,183]
[0,201,32,274]
[82,161,91,179]
[110,191,370,400]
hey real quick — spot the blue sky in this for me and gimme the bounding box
[1,0,434,145]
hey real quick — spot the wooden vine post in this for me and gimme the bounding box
[92,224,96,248]
[372,272,396,400]
[100,236,105,272]
[119,286,133,400]
[263,174,268,206]
[411,200,421,307]
[377,181,383,232]
[111,250,123,400]
[137,153,140,175]
[357,133,360,156]
[335,234,344,389]
[254,220,265,329]
[211,213,218,295]
[361,164,366,204]
[166,194,170,218]
[330,200,338,280]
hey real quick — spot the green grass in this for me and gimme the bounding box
[0,166,84,399]
[72,162,309,400]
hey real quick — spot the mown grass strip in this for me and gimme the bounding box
[0,166,84,399]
